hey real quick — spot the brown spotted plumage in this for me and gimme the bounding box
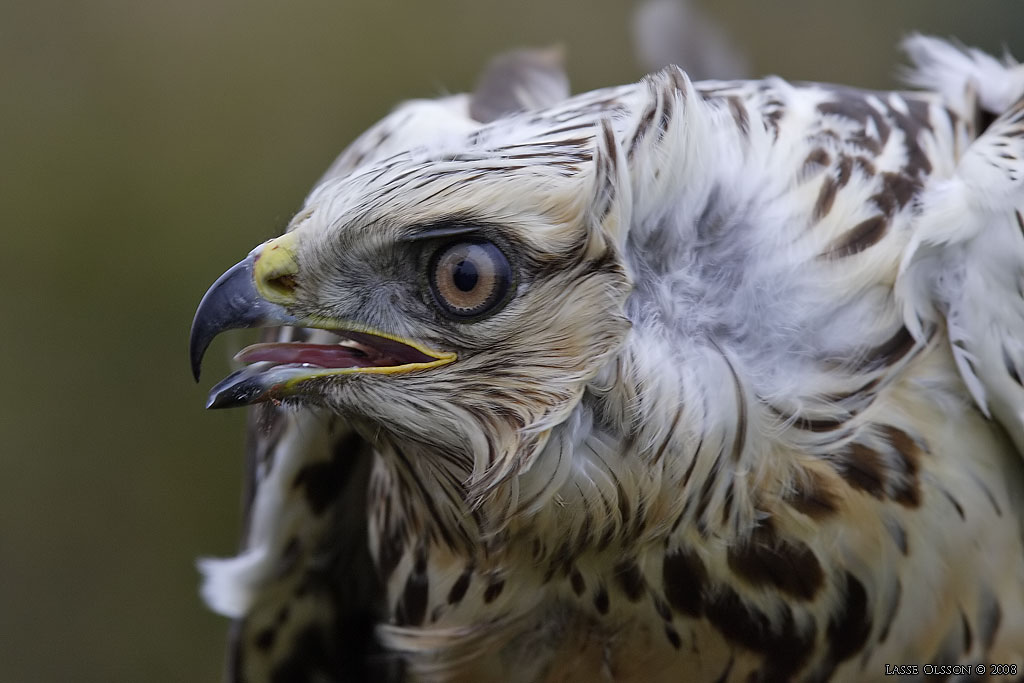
[190,36,1024,682]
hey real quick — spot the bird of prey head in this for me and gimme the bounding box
[191,107,634,500]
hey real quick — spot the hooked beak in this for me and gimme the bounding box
[189,233,455,409]
[188,255,297,382]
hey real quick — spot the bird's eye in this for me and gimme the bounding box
[428,240,512,319]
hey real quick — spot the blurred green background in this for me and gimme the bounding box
[2,1,1022,681]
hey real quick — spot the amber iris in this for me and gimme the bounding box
[429,241,512,318]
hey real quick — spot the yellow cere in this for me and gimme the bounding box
[253,232,303,304]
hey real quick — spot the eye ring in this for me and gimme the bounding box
[428,240,513,320]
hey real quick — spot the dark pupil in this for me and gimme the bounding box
[452,259,479,292]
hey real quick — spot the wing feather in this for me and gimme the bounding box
[897,40,1024,452]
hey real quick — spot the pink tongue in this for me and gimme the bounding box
[236,342,383,368]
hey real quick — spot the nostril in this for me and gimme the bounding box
[263,274,298,300]
[252,232,303,303]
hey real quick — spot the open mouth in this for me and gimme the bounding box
[204,328,456,409]
[235,330,448,372]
